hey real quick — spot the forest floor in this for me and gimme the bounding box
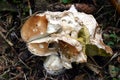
[0,0,120,80]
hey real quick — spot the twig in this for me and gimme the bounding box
[28,0,32,16]
[5,26,15,38]
[0,31,13,46]
[103,52,120,67]
[0,69,10,78]
[0,26,6,32]
[9,72,24,80]
[18,58,31,70]
[86,63,102,74]
[96,10,113,20]
[88,56,100,66]
[96,5,112,14]
[24,73,27,80]
[115,17,120,27]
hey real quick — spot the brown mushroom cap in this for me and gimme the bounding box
[58,40,79,59]
[27,42,57,56]
[20,15,56,56]
[21,15,48,42]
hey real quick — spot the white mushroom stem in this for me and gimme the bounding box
[43,54,64,75]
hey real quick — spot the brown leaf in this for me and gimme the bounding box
[74,74,86,80]
[110,0,120,14]
[47,3,96,14]
[74,3,96,14]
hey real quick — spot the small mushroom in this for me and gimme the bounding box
[21,5,113,75]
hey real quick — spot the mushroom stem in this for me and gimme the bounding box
[43,54,65,75]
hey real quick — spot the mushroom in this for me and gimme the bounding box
[21,5,113,75]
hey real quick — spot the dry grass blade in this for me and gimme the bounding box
[27,0,32,16]
[85,63,102,75]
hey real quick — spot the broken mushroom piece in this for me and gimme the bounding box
[21,5,113,75]
[44,54,65,75]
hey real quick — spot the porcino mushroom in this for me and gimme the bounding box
[21,5,113,75]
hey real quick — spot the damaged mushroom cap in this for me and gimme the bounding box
[21,14,58,56]
[21,15,48,42]
[21,5,113,75]
[27,42,57,56]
